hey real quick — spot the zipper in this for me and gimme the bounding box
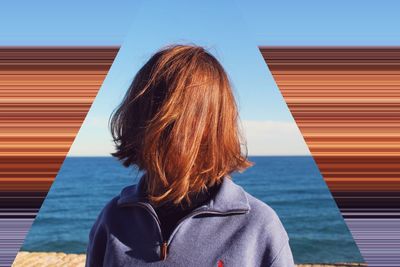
[122,202,248,261]
[161,208,248,261]
[166,208,248,245]
[124,202,167,260]
[125,203,171,260]
[160,240,168,261]
[128,202,164,239]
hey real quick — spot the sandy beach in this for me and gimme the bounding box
[12,252,367,267]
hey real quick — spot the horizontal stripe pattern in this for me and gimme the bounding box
[0,219,32,267]
[345,219,400,266]
[260,47,400,266]
[0,47,118,266]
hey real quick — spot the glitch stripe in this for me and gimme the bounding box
[345,219,400,266]
[261,46,400,266]
[0,219,33,267]
[0,47,119,266]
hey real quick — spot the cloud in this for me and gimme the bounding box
[69,118,310,157]
[240,120,310,156]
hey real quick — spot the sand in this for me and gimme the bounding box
[12,252,367,267]
[13,252,86,267]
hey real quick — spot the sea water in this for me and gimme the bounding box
[21,156,364,264]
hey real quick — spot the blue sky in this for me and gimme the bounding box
[68,1,308,156]
[240,0,400,46]
[2,1,399,46]
[0,1,140,46]
[1,1,399,155]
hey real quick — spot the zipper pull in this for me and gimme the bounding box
[160,241,168,261]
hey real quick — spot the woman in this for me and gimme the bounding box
[85,44,295,267]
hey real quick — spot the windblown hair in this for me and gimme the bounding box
[109,44,253,206]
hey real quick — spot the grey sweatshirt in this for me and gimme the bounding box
[85,176,295,267]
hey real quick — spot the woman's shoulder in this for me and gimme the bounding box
[228,182,293,265]
[241,189,289,241]
[245,192,280,220]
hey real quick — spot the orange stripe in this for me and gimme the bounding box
[0,47,119,192]
[261,47,400,192]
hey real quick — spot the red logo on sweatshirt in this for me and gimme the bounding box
[217,259,224,267]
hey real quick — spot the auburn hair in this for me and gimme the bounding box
[109,44,253,206]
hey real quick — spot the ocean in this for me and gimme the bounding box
[21,156,364,264]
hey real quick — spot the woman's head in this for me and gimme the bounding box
[110,44,252,206]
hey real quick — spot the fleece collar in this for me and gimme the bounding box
[117,175,251,213]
